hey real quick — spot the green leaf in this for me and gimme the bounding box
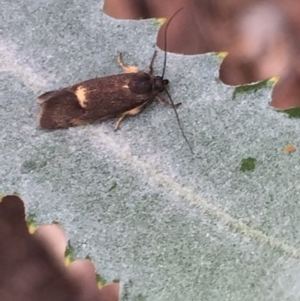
[96,273,107,287]
[232,79,273,100]
[281,107,300,119]
[108,181,117,192]
[64,240,75,262]
[26,212,37,228]
[240,157,257,172]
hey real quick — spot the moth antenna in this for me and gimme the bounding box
[164,89,193,154]
[161,7,192,153]
[161,7,184,79]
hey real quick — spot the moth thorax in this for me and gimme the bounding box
[153,76,169,92]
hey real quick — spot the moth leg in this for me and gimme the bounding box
[117,53,139,73]
[155,95,181,109]
[114,102,148,131]
[149,50,157,75]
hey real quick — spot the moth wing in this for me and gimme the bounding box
[68,74,153,120]
[37,89,75,104]
[38,90,85,129]
[37,73,154,129]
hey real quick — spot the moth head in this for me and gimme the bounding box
[153,76,169,92]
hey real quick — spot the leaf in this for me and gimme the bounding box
[281,107,300,119]
[0,195,120,301]
[108,181,118,192]
[232,79,274,100]
[240,157,257,172]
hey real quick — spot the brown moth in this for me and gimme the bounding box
[37,8,192,152]
[37,51,177,131]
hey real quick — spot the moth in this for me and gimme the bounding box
[38,51,178,131]
[37,8,192,152]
